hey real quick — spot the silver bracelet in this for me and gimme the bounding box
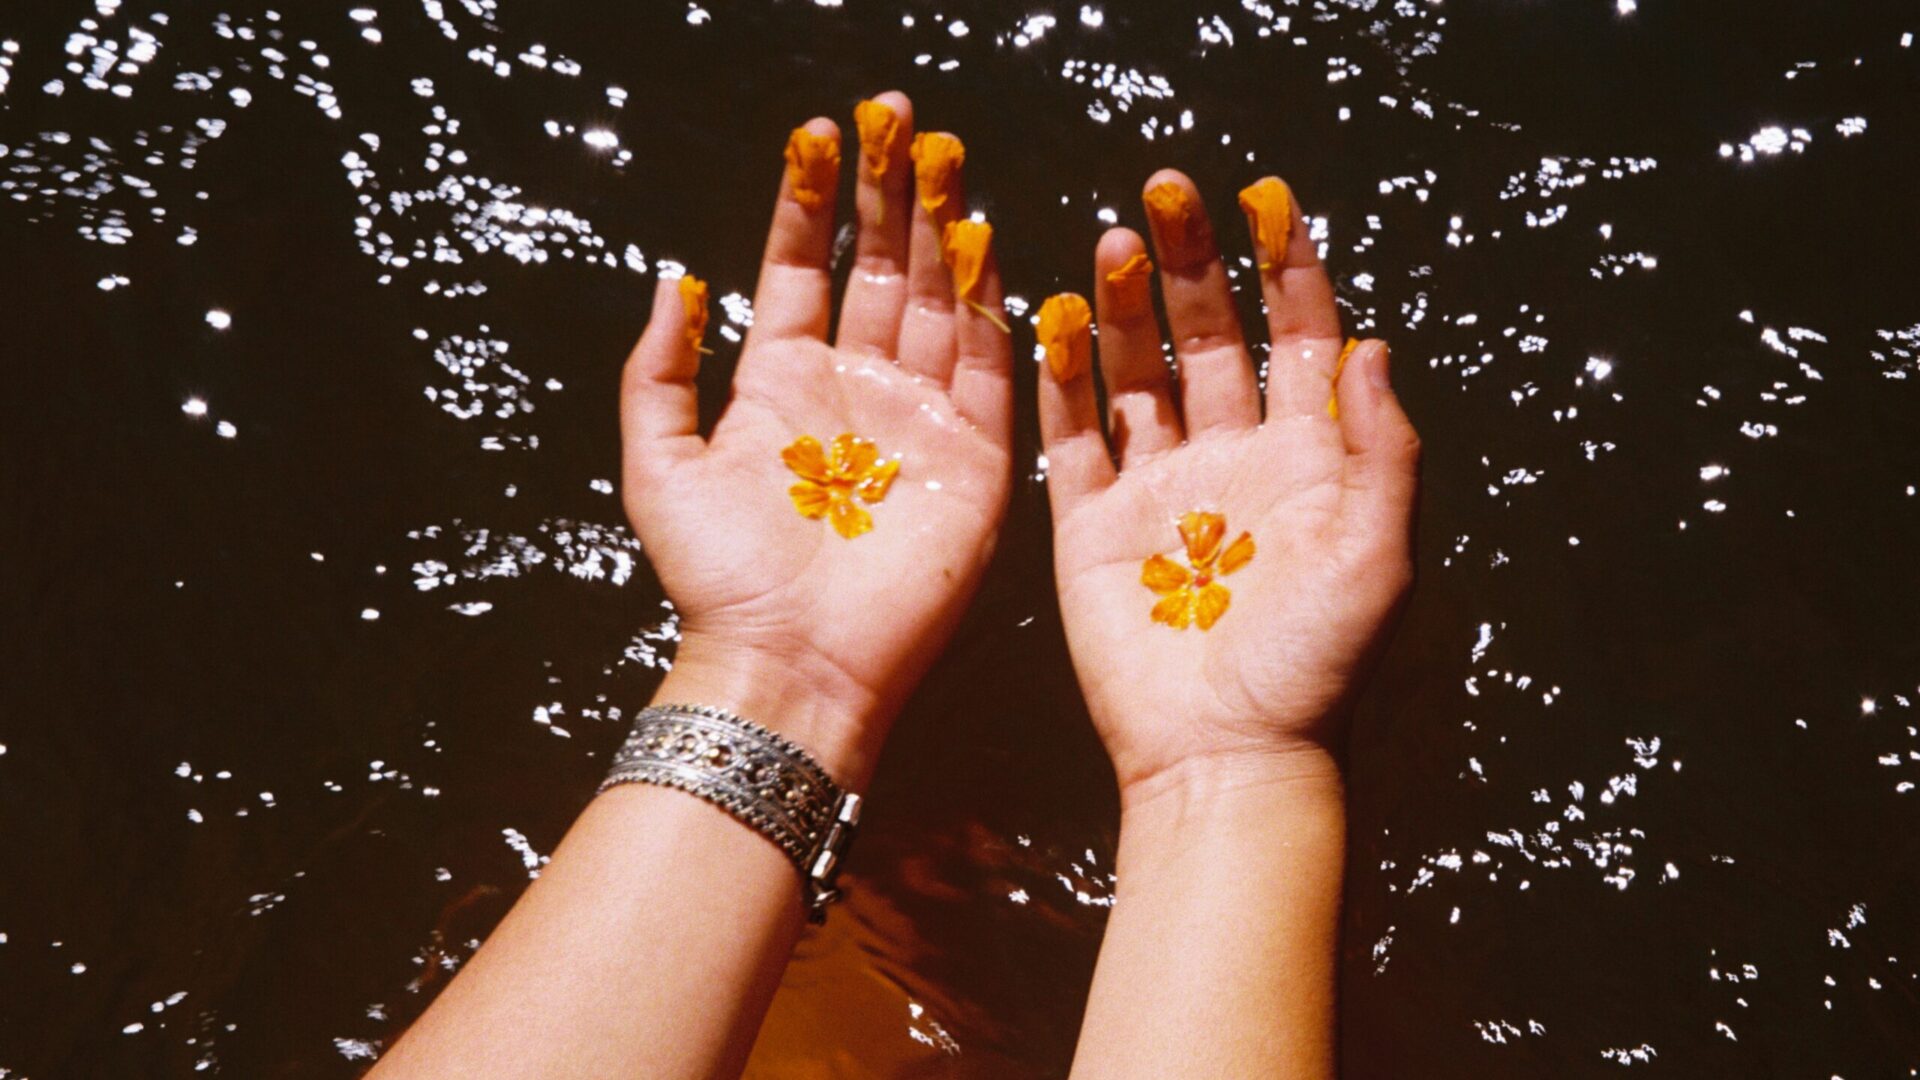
[599,703,862,923]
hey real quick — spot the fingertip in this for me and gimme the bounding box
[1096,226,1147,269]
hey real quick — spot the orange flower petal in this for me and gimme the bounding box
[789,482,832,519]
[852,99,899,180]
[828,433,878,479]
[1151,589,1195,630]
[1178,511,1227,568]
[781,435,831,483]
[857,458,900,503]
[677,274,709,353]
[941,218,992,302]
[1105,252,1155,285]
[1193,582,1231,630]
[783,127,840,210]
[1141,553,1191,594]
[909,131,965,216]
[1236,177,1293,271]
[1217,531,1255,575]
[1328,338,1359,419]
[1036,293,1093,382]
[1143,181,1209,269]
[828,498,873,539]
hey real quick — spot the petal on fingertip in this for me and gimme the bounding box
[783,127,840,209]
[909,132,965,216]
[852,99,899,180]
[1037,292,1093,381]
[677,275,710,352]
[1236,178,1293,271]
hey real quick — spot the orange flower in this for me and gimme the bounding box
[1104,252,1155,318]
[1036,293,1092,381]
[1141,511,1255,631]
[784,127,840,210]
[942,218,1009,332]
[1236,177,1292,271]
[852,99,899,180]
[782,433,901,540]
[1143,181,1209,269]
[1327,337,1358,419]
[910,132,965,217]
[677,274,710,354]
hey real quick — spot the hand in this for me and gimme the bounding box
[1036,170,1419,803]
[618,93,1011,785]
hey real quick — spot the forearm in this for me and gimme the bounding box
[371,656,882,1079]
[1069,749,1347,1080]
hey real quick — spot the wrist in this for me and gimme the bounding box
[650,634,890,790]
[1117,743,1345,822]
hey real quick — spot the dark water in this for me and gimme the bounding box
[4,0,1919,1075]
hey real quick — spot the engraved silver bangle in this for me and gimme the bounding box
[599,703,862,923]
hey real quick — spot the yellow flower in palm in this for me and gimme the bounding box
[1141,511,1255,630]
[782,433,901,539]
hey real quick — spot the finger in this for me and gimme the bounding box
[1092,227,1182,467]
[897,130,967,384]
[946,219,1013,442]
[835,92,915,357]
[747,118,840,345]
[620,275,708,489]
[1238,176,1346,420]
[1035,292,1114,514]
[1336,340,1421,544]
[1140,170,1261,436]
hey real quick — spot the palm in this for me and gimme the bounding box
[618,99,1012,722]
[635,339,1008,695]
[1055,422,1367,784]
[1034,170,1419,794]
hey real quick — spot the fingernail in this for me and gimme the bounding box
[678,275,711,354]
[1367,340,1393,390]
[1236,177,1292,273]
[1103,252,1154,319]
[1143,181,1211,270]
[910,132,965,217]
[1326,337,1358,419]
[784,127,840,210]
[852,99,899,182]
[1037,293,1093,381]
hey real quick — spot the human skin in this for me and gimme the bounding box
[368,90,1015,1079]
[1036,172,1421,1079]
